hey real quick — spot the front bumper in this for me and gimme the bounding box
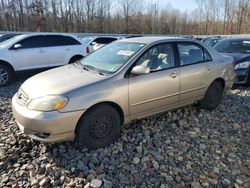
[234,68,250,84]
[12,94,85,142]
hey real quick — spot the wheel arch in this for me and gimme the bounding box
[69,54,84,64]
[212,77,225,89]
[0,60,15,74]
[75,101,125,134]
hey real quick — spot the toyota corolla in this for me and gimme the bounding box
[12,37,234,149]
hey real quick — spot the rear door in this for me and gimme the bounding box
[10,35,49,70]
[128,43,180,119]
[177,42,212,105]
[45,35,82,67]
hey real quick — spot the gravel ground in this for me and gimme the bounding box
[0,81,250,188]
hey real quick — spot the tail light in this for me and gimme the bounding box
[86,47,90,54]
[232,60,237,67]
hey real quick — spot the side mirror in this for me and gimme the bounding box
[131,65,150,75]
[90,41,97,46]
[13,44,22,49]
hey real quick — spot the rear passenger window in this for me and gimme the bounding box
[44,35,81,47]
[177,43,212,66]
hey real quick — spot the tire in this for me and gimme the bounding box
[0,65,13,87]
[75,104,121,150]
[199,81,223,110]
[69,56,83,64]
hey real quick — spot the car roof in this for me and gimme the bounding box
[119,36,188,44]
[220,37,250,42]
[18,33,77,38]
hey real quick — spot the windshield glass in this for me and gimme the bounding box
[204,38,220,47]
[80,42,145,73]
[0,35,23,47]
[214,39,250,53]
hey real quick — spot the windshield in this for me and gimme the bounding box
[204,38,220,47]
[0,35,23,47]
[214,39,250,53]
[80,42,145,73]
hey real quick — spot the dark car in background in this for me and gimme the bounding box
[0,33,20,43]
[214,38,250,86]
[202,37,222,47]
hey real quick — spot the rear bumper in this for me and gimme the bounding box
[12,94,85,142]
[234,68,250,84]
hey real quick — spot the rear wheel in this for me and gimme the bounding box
[0,65,13,87]
[75,104,121,150]
[199,81,223,110]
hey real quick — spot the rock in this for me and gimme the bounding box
[30,179,38,186]
[162,174,173,182]
[199,144,207,150]
[103,179,112,188]
[191,182,202,188]
[39,177,49,186]
[136,146,143,153]
[133,157,140,165]
[90,179,102,188]
[67,180,76,187]
[84,182,90,188]
[152,160,159,169]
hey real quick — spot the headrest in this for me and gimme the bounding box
[189,49,202,57]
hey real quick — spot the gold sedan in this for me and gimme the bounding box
[12,37,235,149]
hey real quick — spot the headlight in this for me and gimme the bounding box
[28,95,68,111]
[234,61,250,69]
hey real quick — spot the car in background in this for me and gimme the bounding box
[81,36,120,56]
[12,37,234,149]
[81,35,143,55]
[202,37,222,47]
[0,33,84,86]
[213,38,250,86]
[0,33,20,43]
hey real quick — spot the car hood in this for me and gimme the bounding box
[21,64,106,99]
[221,53,250,63]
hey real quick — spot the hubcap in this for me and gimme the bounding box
[90,116,113,142]
[0,68,8,85]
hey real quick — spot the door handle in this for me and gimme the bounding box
[206,65,211,70]
[169,72,179,78]
[38,49,45,54]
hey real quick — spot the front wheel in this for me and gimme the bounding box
[199,81,223,110]
[0,65,13,87]
[75,104,121,150]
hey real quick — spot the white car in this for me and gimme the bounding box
[80,36,120,56]
[0,33,84,86]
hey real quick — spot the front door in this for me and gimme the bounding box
[11,35,49,71]
[128,43,180,119]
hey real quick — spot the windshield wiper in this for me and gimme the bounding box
[82,64,105,75]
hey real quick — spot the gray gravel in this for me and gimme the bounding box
[0,81,250,188]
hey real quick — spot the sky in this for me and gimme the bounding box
[157,0,198,12]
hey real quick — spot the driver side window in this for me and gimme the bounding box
[136,43,175,72]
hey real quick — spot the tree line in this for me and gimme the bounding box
[0,0,250,35]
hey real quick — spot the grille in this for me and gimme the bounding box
[17,88,29,105]
[237,75,246,82]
